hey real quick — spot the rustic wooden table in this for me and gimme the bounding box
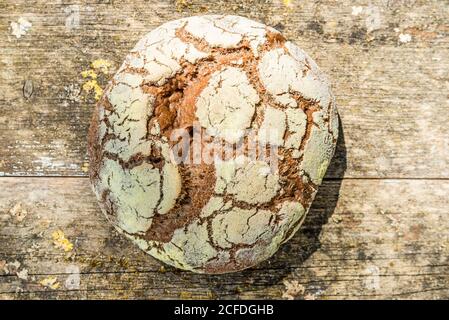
[1,0,448,300]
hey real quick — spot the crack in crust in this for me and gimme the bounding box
[88,15,338,274]
[145,163,216,242]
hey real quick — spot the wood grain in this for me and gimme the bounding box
[0,0,448,300]
[0,0,448,178]
[0,177,448,299]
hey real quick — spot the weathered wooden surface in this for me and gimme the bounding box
[1,177,448,299]
[0,0,448,299]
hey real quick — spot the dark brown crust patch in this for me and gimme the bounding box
[145,163,216,242]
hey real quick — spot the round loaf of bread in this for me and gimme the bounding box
[88,15,338,274]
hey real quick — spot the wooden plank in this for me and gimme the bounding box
[0,177,448,299]
[0,0,448,177]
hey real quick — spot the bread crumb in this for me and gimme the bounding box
[61,83,81,103]
[159,265,166,273]
[81,60,112,100]
[283,0,292,7]
[92,59,112,74]
[352,6,363,16]
[282,280,305,300]
[10,17,32,39]
[176,0,190,11]
[40,276,60,290]
[399,33,412,43]
[23,79,34,99]
[179,291,193,299]
[82,80,103,100]
[52,230,74,252]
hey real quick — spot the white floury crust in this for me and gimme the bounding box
[88,15,338,274]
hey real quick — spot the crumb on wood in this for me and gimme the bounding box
[352,6,363,16]
[52,230,74,252]
[26,241,40,254]
[304,293,316,300]
[403,27,437,41]
[81,59,113,101]
[118,256,130,269]
[91,59,112,74]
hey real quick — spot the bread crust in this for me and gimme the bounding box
[88,15,338,274]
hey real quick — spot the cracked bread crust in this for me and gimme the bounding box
[88,15,338,274]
